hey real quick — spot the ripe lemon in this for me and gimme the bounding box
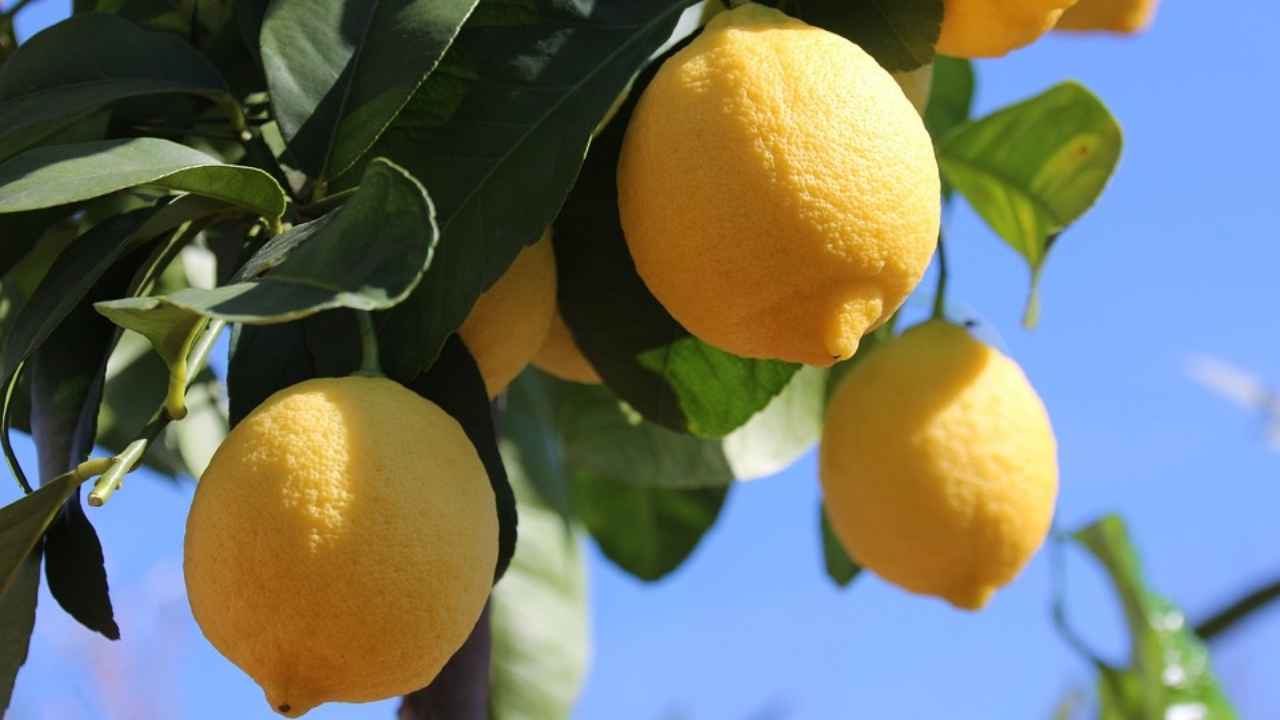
[532,307,602,384]
[820,321,1058,610]
[617,3,939,367]
[184,376,498,716]
[459,230,556,398]
[937,0,1078,58]
[1056,0,1158,33]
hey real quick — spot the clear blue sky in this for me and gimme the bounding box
[6,1,1280,718]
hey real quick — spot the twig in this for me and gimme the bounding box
[1196,576,1280,642]
[931,231,948,320]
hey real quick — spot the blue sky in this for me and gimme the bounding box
[6,1,1280,718]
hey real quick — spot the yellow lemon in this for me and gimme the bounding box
[184,376,498,716]
[937,0,1078,58]
[1056,0,1158,33]
[820,321,1058,610]
[459,230,557,397]
[532,306,602,384]
[617,3,939,367]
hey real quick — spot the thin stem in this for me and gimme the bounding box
[931,232,948,321]
[87,438,147,507]
[295,187,356,220]
[355,312,384,376]
[1196,577,1280,642]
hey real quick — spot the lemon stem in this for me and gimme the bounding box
[355,312,384,377]
[931,231,948,321]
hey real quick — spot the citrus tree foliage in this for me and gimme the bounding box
[0,0,1231,717]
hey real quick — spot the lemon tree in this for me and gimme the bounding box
[0,0,1241,718]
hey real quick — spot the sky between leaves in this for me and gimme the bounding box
[5,1,1280,719]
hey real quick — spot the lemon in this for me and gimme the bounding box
[937,0,1077,58]
[617,3,939,367]
[1056,0,1158,33]
[820,321,1058,610]
[459,230,556,398]
[532,307,602,384]
[184,376,498,716]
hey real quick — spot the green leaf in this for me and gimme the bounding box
[96,158,435,330]
[553,36,797,437]
[573,478,728,582]
[490,443,588,720]
[0,13,239,162]
[938,82,1122,323]
[0,551,39,714]
[261,0,478,178]
[820,503,860,587]
[789,0,942,72]
[0,138,287,222]
[924,56,975,144]
[1075,515,1239,719]
[503,371,571,524]
[722,365,827,480]
[28,246,142,640]
[558,384,736,491]
[0,473,82,596]
[348,0,696,382]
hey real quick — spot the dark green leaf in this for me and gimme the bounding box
[227,321,315,426]
[28,246,143,640]
[0,551,39,714]
[924,55,975,143]
[490,445,588,719]
[0,138,287,222]
[407,336,517,583]
[348,0,696,381]
[0,13,239,162]
[0,474,82,596]
[789,0,942,72]
[820,503,860,587]
[553,37,797,437]
[1075,515,1238,719]
[0,208,69,280]
[723,366,827,480]
[261,0,478,178]
[95,158,435,328]
[938,83,1122,324]
[573,478,728,582]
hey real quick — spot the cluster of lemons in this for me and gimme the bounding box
[182,0,1157,715]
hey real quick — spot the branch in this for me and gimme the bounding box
[1196,576,1280,642]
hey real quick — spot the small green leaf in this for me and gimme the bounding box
[938,82,1122,322]
[820,503,860,587]
[261,0,479,177]
[789,0,943,72]
[0,473,82,596]
[490,445,588,720]
[0,551,39,714]
[553,37,798,437]
[503,372,571,524]
[0,13,239,162]
[573,477,729,582]
[723,365,827,481]
[0,138,287,222]
[97,158,436,332]
[1075,515,1239,719]
[347,0,695,381]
